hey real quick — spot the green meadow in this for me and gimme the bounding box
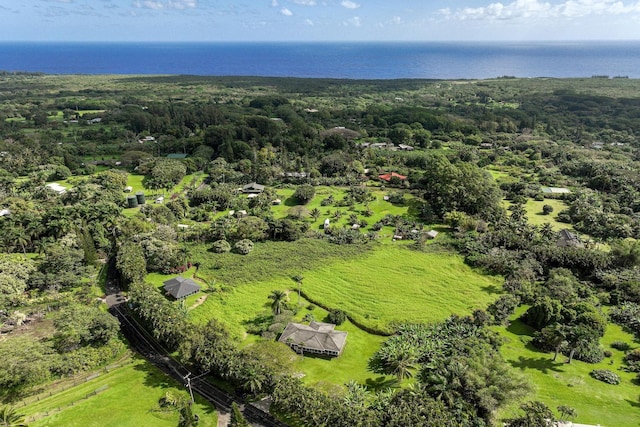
[497,309,640,426]
[20,357,217,427]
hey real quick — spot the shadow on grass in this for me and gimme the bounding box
[625,398,640,409]
[506,319,535,336]
[481,284,502,295]
[365,376,400,391]
[283,197,298,207]
[510,355,565,374]
[132,358,175,390]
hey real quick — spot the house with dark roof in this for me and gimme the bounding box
[162,276,200,299]
[378,172,407,182]
[242,182,265,194]
[557,229,584,248]
[279,321,347,357]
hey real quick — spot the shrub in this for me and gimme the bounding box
[234,239,254,255]
[327,309,347,325]
[604,350,613,358]
[574,342,605,364]
[611,341,631,351]
[623,349,640,372]
[590,369,620,385]
[211,240,231,253]
[542,204,554,215]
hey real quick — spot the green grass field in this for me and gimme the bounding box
[20,356,217,427]
[184,242,501,336]
[523,198,570,230]
[497,308,640,426]
[300,245,502,333]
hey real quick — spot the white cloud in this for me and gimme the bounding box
[390,15,403,24]
[134,0,196,10]
[344,16,361,26]
[341,0,360,9]
[290,0,316,5]
[271,0,279,6]
[440,0,640,21]
[280,7,293,15]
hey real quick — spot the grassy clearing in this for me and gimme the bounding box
[186,242,501,336]
[524,198,570,230]
[269,184,419,240]
[300,245,502,333]
[497,308,640,426]
[21,356,217,427]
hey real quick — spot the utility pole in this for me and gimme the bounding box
[184,373,195,405]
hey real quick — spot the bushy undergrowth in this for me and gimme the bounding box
[590,369,621,385]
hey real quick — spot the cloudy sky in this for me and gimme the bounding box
[1,0,639,42]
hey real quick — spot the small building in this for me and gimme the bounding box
[557,229,584,248]
[163,276,200,300]
[247,193,259,199]
[45,183,67,195]
[398,144,414,151]
[378,172,407,182]
[236,210,248,218]
[272,199,282,205]
[279,321,347,357]
[0,209,10,217]
[542,187,571,195]
[155,196,164,204]
[324,219,331,229]
[124,186,133,193]
[242,182,265,194]
[426,230,439,239]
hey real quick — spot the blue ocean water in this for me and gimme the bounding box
[0,41,639,79]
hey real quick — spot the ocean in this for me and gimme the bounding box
[1,41,639,79]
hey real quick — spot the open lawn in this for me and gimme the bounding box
[524,198,570,230]
[20,356,217,427]
[497,308,640,426]
[269,184,417,234]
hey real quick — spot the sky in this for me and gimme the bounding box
[1,0,639,42]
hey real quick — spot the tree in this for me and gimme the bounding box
[116,241,147,285]
[327,309,347,325]
[234,216,268,241]
[557,405,577,422]
[542,204,554,215]
[268,290,288,315]
[505,401,555,427]
[0,405,27,427]
[229,402,249,427]
[292,275,303,305]
[293,184,315,204]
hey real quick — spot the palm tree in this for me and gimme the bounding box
[557,405,577,422]
[291,275,303,305]
[268,290,287,315]
[0,405,27,427]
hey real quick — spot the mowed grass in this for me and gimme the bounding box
[259,297,391,390]
[270,185,416,237]
[21,356,217,427]
[524,198,570,230]
[497,309,640,426]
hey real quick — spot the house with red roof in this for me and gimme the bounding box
[378,172,407,182]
